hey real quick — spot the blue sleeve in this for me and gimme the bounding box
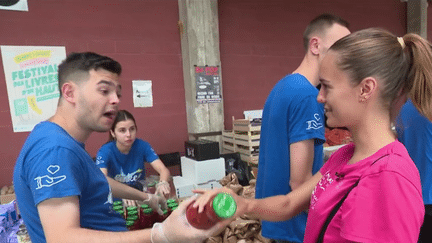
[139,140,159,163]
[95,144,110,169]
[288,95,325,145]
[26,147,84,206]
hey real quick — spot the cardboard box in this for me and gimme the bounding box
[0,194,16,205]
[185,139,220,161]
[173,176,195,199]
[194,180,222,190]
[181,156,225,184]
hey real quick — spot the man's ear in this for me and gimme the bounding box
[309,37,320,56]
[358,77,377,102]
[61,82,77,104]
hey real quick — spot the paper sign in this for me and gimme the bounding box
[1,45,66,132]
[132,80,153,108]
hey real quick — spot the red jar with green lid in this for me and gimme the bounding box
[155,209,169,223]
[126,215,139,230]
[186,192,237,230]
[140,207,156,229]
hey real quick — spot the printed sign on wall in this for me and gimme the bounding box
[195,66,221,104]
[0,0,28,11]
[132,80,153,108]
[1,46,66,132]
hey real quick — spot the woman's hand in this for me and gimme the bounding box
[144,193,167,215]
[155,181,171,198]
[191,187,250,219]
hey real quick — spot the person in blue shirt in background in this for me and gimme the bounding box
[96,110,171,210]
[396,99,432,242]
[254,14,350,243]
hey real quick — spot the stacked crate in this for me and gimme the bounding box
[222,118,261,165]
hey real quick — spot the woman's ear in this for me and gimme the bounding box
[358,77,377,102]
[110,130,116,140]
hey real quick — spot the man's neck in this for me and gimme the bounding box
[292,54,319,87]
[49,108,91,143]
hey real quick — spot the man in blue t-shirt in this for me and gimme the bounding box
[13,52,226,243]
[396,99,432,242]
[255,14,350,243]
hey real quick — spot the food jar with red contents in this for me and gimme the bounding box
[126,206,137,217]
[186,192,237,230]
[147,181,157,194]
[126,215,140,230]
[155,209,169,223]
[140,208,156,229]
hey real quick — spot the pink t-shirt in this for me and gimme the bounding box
[304,140,424,243]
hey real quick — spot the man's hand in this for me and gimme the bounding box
[150,196,230,243]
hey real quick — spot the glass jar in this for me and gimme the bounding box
[186,192,237,229]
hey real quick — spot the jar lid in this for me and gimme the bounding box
[167,199,176,204]
[113,200,123,206]
[168,202,178,208]
[212,193,237,219]
[127,210,138,216]
[148,181,157,187]
[127,206,137,211]
[126,220,135,226]
[116,210,124,215]
[127,215,138,221]
[113,205,123,211]
[140,204,149,209]
[143,208,153,214]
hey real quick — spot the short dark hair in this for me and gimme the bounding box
[57,52,122,97]
[303,13,349,51]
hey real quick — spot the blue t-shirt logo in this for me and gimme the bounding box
[34,165,67,189]
[306,113,323,130]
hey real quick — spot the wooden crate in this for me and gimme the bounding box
[222,118,261,165]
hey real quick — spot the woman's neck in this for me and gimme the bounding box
[348,119,396,165]
[116,142,132,154]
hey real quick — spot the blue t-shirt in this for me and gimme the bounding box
[396,99,432,205]
[13,122,127,243]
[255,73,325,242]
[95,139,158,186]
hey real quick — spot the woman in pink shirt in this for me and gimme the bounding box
[194,28,431,242]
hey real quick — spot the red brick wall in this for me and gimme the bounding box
[0,0,186,187]
[0,0,425,187]
[219,0,408,129]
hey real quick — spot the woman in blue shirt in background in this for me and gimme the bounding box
[96,110,171,208]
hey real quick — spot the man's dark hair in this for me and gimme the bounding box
[303,14,349,51]
[57,52,122,96]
